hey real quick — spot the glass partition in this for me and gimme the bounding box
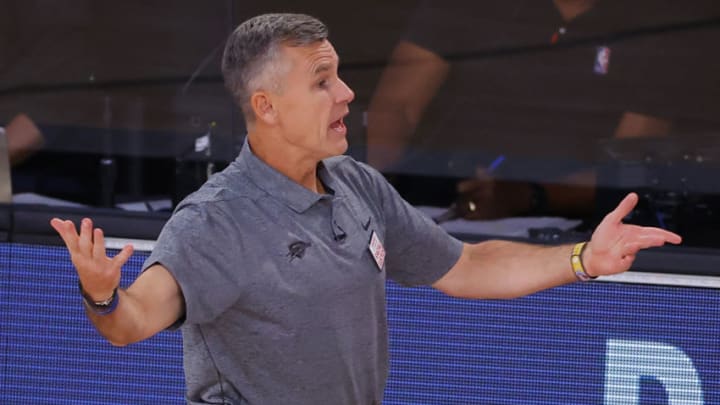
[366,0,720,248]
[2,0,719,249]
[2,0,238,209]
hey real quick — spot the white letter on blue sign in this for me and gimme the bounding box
[604,339,703,404]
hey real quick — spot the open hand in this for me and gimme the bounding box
[50,218,133,301]
[583,193,682,276]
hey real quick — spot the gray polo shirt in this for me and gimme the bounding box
[144,140,463,404]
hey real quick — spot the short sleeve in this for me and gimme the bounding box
[361,163,464,286]
[143,203,245,325]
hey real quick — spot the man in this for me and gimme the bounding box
[50,13,681,404]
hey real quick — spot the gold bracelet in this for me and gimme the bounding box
[571,242,596,282]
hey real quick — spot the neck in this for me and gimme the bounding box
[247,131,324,194]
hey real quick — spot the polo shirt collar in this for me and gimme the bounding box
[237,137,340,213]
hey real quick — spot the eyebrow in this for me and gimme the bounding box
[312,62,333,76]
[311,55,340,76]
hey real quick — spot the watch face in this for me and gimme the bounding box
[82,287,116,307]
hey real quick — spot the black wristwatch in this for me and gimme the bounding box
[79,281,119,315]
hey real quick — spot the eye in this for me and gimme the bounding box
[318,79,329,89]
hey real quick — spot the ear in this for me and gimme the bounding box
[250,91,278,125]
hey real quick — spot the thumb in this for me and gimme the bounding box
[111,244,134,268]
[605,192,639,224]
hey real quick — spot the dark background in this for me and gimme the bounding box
[1,0,719,248]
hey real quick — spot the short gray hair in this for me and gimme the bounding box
[221,13,328,124]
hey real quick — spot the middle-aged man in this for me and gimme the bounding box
[50,13,681,404]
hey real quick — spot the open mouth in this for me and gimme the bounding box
[330,117,346,133]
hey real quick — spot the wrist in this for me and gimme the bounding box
[581,243,595,278]
[79,281,120,315]
[570,241,597,282]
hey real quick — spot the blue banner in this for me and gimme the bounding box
[1,243,718,404]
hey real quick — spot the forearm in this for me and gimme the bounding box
[84,288,154,346]
[435,193,681,299]
[436,241,578,299]
[51,218,184,346]
[366,40,449,170]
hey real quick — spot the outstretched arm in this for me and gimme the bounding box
[433,193,682,299]
[50,218,184,346]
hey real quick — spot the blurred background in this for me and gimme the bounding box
[2,0,719,246]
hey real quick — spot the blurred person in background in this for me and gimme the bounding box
[367,0,720,222]
[2,113,45,166]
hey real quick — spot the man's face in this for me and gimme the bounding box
[269,40,355,160]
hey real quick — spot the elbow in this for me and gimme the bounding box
[434,270,529,300]
[95,328,139,347]
[102,332,134,347]
[108,339,130,347]
[442,287,523,301]
[434,280,487,300]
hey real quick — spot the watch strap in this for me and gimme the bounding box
[79,281,119,315]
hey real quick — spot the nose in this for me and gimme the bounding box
[335,78,355,104]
